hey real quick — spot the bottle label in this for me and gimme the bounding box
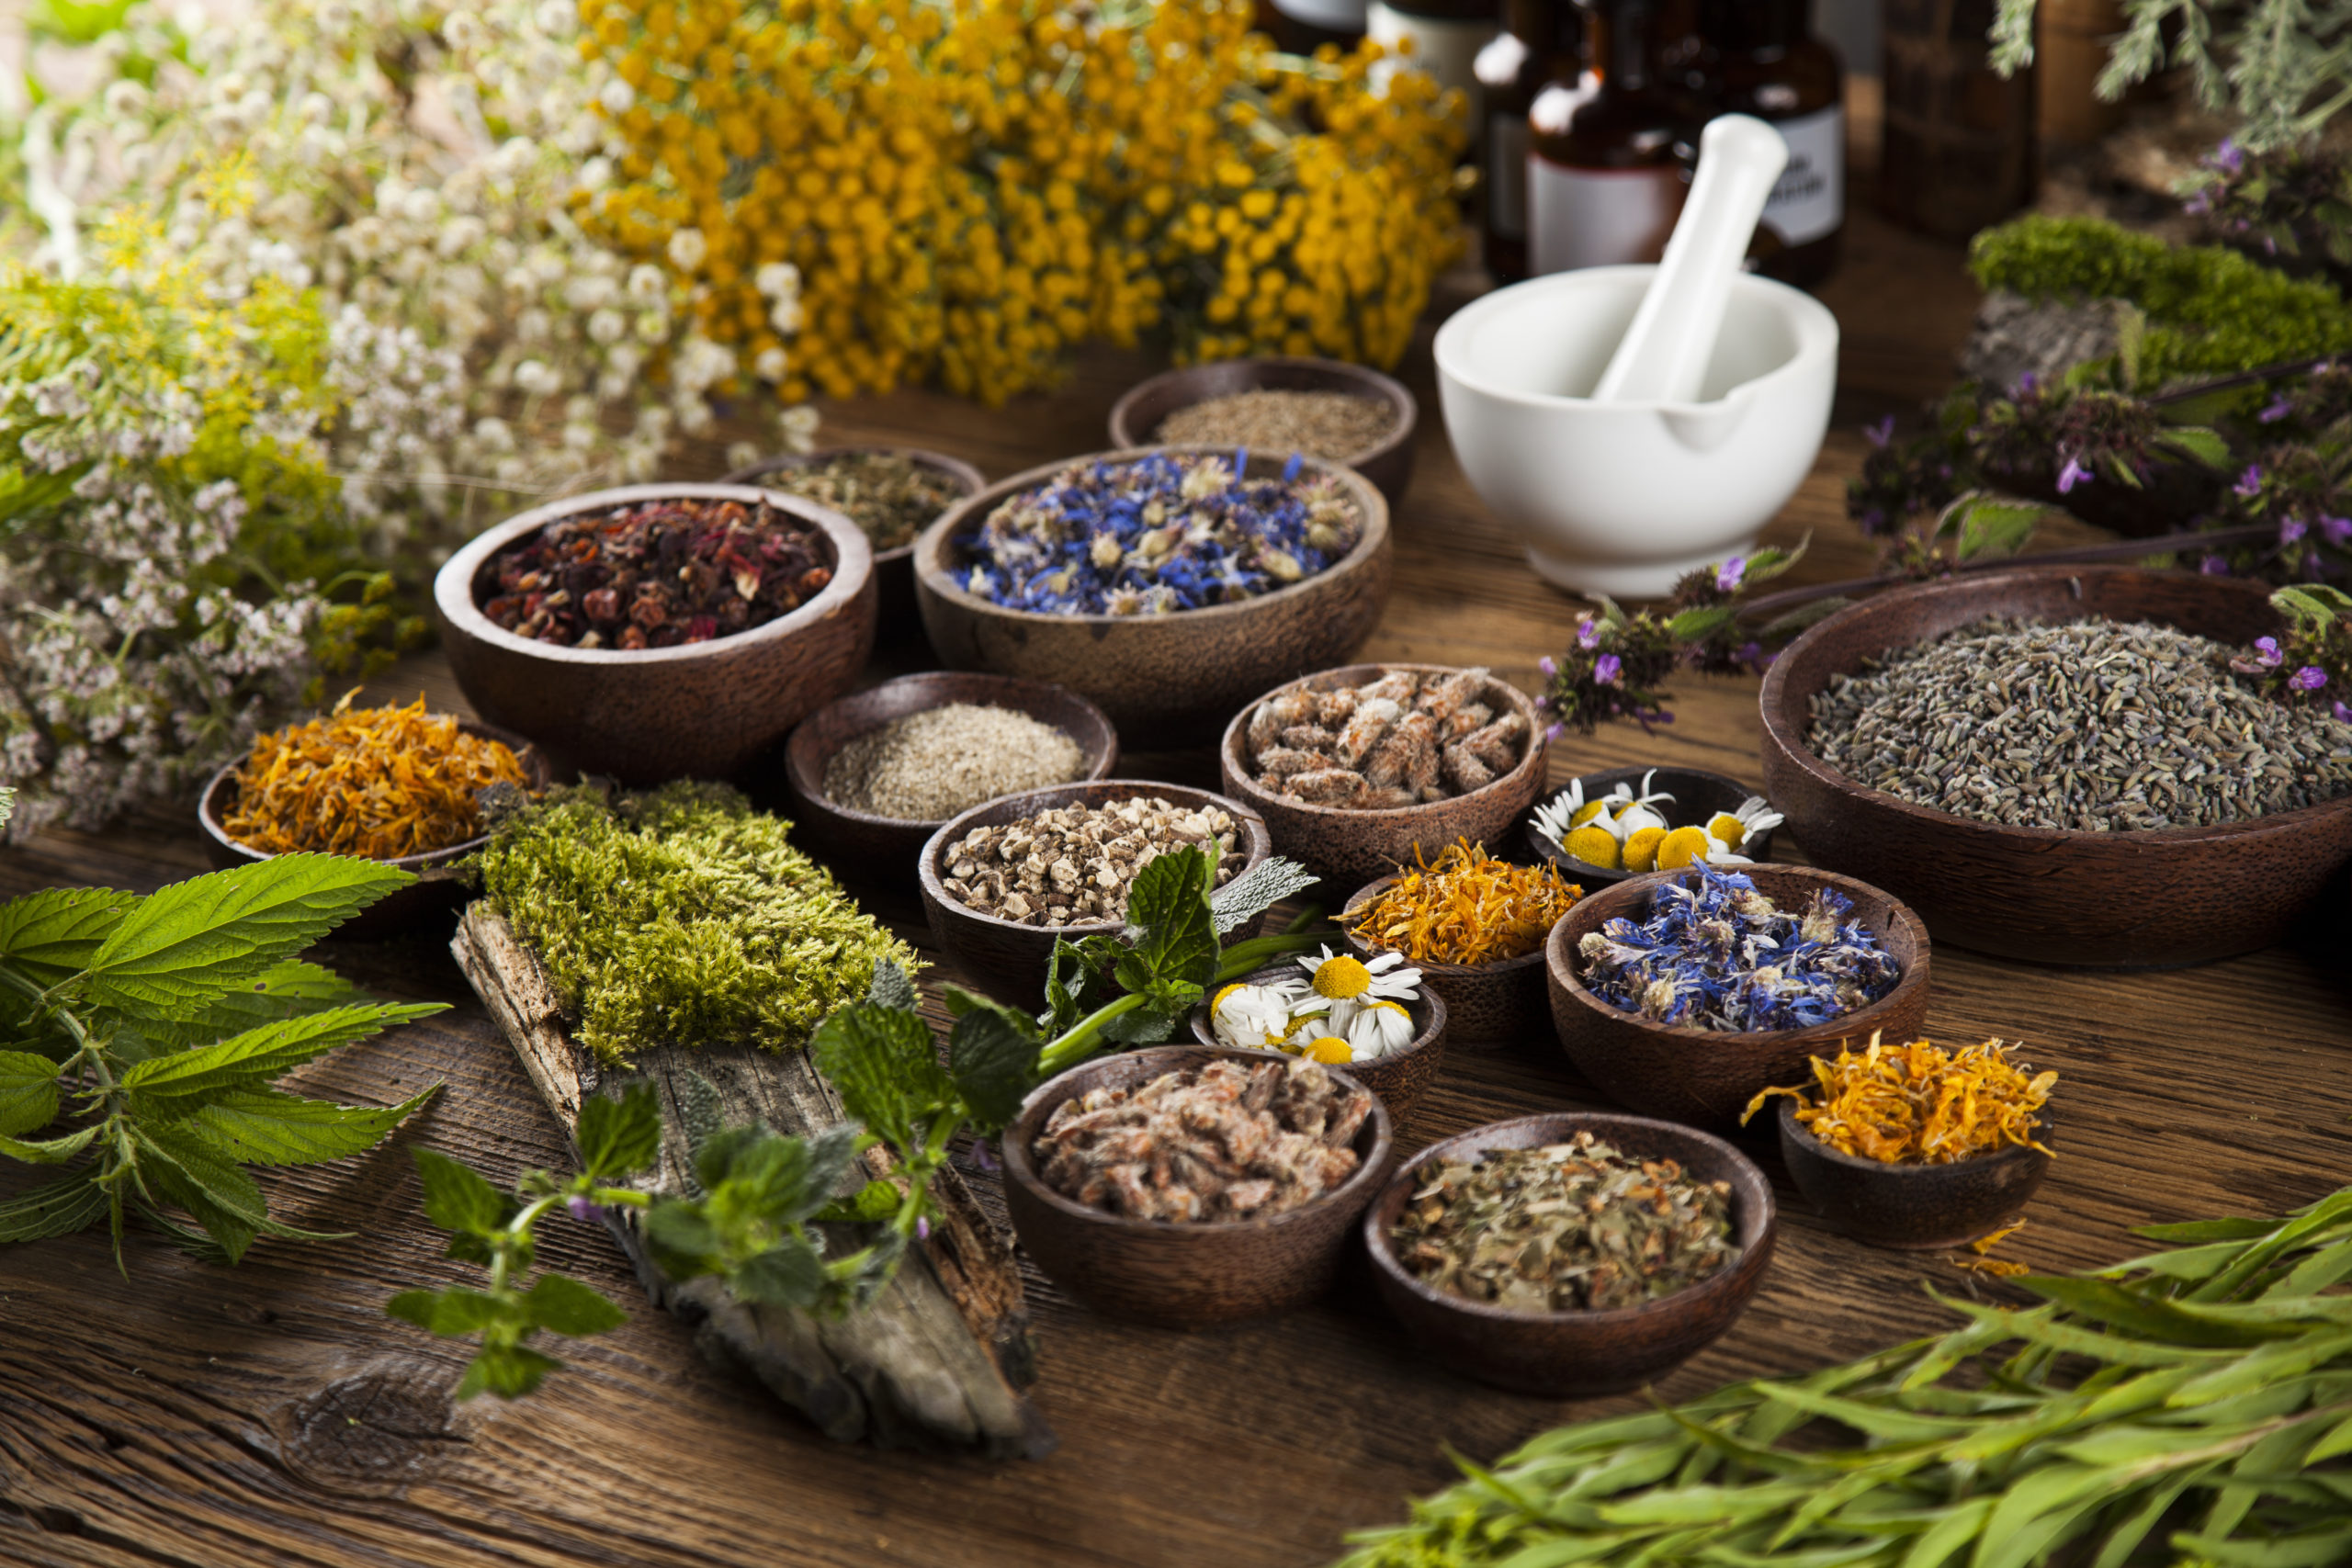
[1366,4,1498,100]
[1528,158,1682,274]
[1487,112,1529,240]
[1763,105,1843,246]
[1271,0,1370,29]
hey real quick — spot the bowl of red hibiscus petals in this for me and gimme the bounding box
[1001,1044,1395,1328]
[435,483,876,784]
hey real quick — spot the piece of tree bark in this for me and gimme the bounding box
[452,903,1052,1459]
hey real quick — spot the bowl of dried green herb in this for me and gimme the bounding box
[1363,1113,1775,1397]
[1106,356,1418,506]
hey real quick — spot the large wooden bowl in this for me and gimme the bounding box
[1758,565,2352,965]
[1776,1099,2054,1251]
[435,484,876,785]
[1343,874,1560,1044]
[1188,964,1451,1122]
[1219,663,1549,891]
[1003,1045,1395,1327]
[1545,865,1932,1129]
[912,446,1393,744]
[1106,356,1419,506]
[1363,1112,1775,1396]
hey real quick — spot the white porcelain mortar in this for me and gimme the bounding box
[1434,265,1838,598]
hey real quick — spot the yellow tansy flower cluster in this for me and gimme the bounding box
[578,0,1466,405]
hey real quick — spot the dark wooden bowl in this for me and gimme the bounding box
[722,446,984,649]
[1758,565,2352,966]
[198,717,554,939]
[1524,765,1780,889]
[920,781,1275,1008]
[1363,1112,1776,1396]
[1002,1044,1396,1327]
[1546,864,1932,1130]
[1776,1099,2053,1250]
[1106,356,1419,506]
[1343,874,1559,1043]
[780,672,1119,884]
[1220,664,1550,891]
[435,483,876,785]
[1187,964,1450,1122]
[912,446,1393,745]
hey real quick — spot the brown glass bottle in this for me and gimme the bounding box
[1255,0,1368,55]
[1690,0,1844,287]
[1476,0,1581,282]
[1526,0,1686,274]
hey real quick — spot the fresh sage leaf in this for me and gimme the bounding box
[1209,857,1319,936]
[809,1000,951,1156]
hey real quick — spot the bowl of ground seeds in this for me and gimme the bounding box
[1108,355,1417,504]
[1758,565,2352,965]
[782,672,1119,879]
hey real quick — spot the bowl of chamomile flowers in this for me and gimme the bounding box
[1525,766,1781,888]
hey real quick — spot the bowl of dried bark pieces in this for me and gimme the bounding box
[1003,1044,1396,1327]
[1363,1111,1775,1396]
[1187,964,1451,1122]
[1220,663,1547,892]
[920,781,1274,1008]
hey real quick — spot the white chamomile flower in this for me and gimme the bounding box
[1602,769,1677,838]
[1703,795,1783,854]
[1209,982,1302,1053]
[1296,944,1422,1008]
[1339,998,1417,1061]
[1532,777,1615,848]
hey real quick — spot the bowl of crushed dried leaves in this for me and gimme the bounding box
[1747,1032,2056,1251]
[199,694,552,935]
[1363,1112,1775,1396]
[1343,840,1585,1043]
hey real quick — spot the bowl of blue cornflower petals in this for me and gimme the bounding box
[912,446,1392,743]
[1544,862,1931,1130]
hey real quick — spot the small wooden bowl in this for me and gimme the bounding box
[1524,765,1779,890]
[1106,356,1419,506]
[1776,1099,2053,1251]
[1002,1044,1396,1327]
[781,672,1119,883]
[435,483,876,784]
[912,446,1393,744]
[1545,865,1932,1129]
[1758,564,2352,966]
[722,446,984,648]
[198,718,554,938]
[1343,875,1558,1043]
[1220,663,1550,892]
[1187,964,1450,1121]
[921,781,1275,1008]
[1363,1112,1776,1396]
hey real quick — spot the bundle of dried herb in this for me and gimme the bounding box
[1390,1133,1737,1313]
[1745,1031,2057,1163]
[1349,840,1582,966]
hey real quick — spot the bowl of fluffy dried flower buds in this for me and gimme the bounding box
[435,483,875,784]
[1002,1044,1396,1326]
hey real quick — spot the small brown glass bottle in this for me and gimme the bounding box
[1526,0,1685,274]
[1689,0,1844,287]
[1254,0,1369,56]
[1476,0,1581,283]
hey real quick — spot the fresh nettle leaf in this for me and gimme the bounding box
[190,1087,443,1168]
[0,1050,61,1139]
[0,886,139,989]
[809,1001,955,1157]
[643,1120,897,1314]
[947,1004,1046,1134]
[1116,848,1219,998]
[577,1086,663,1182]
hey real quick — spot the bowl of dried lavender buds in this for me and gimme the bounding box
[1189,960,1450,1121]
[723,446,984,647]
[1525,765,1782,887]
[1545,863,1931,1130]
[1343,841,1586,1043]
[1748,1033,2056,1251]
[1363,1113,1775,1396]
[435,483,875,784]
[1758,565,2352,965]
[921,782,1275,1007]
[782,672,1120,879]
[1220,663,1548,891]
[912,446,1392,742]
[1106,356,1418,506]
[1003,1044,1395,1327]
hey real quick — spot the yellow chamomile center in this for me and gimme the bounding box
[1304,1036,1354,1064]
[1622,825,1667,874]
[1569,799,1611,829]
[1313,954,1374,999]
[1212,983,1247,1012]
[1656,826,1715,870]
[1704,811,1747,849]
[1565,823,1623,870]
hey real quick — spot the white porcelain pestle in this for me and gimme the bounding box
[1589,114,1790,406]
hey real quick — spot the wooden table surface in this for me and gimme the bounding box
[8,192,2352,1568]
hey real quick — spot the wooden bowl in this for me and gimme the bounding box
[1002,1045,1396,1327]
[781,672,1119,884]
[722,446,984,648]
[1776,1100,2053,1250]
[1363,1112,1776,1396]
[1546,864,1932,1129]
[920,781,1275,1008]
[1524,764,1779,889]
[198,718,554,938]
[1106,356,1419,506]
[912,446,1393,744]
[1758,565,2352,966]
[1343,874,1558,1043]
[1187,964,1450,1122]
[1219,663,1549,891]
[435,483,876,785]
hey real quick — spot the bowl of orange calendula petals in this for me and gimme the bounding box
[1745,1032,2056,1252]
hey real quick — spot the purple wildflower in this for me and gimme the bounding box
[2324,516,2352,545]
[568,1196,606,1224]
[2056,457,2092,494]
[1538,654,1557,677]
[2255,636,2285,667]
[1594,653,1623,686]
[968,1139,1001,1173]
[2260,393,2295,423]
[2291,666,2329,692]
[1544,721,1564,741]
[2335,699,2352,722]
[1577,617,1600,649]
[916,1217,932,1240]
[2200,556,2230,575]
[1864,415,1895,448]
[2284,518,2310,544]
[2213,137,2244,175]
[1715,557,1747,592]
[2235,465,2264,499]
